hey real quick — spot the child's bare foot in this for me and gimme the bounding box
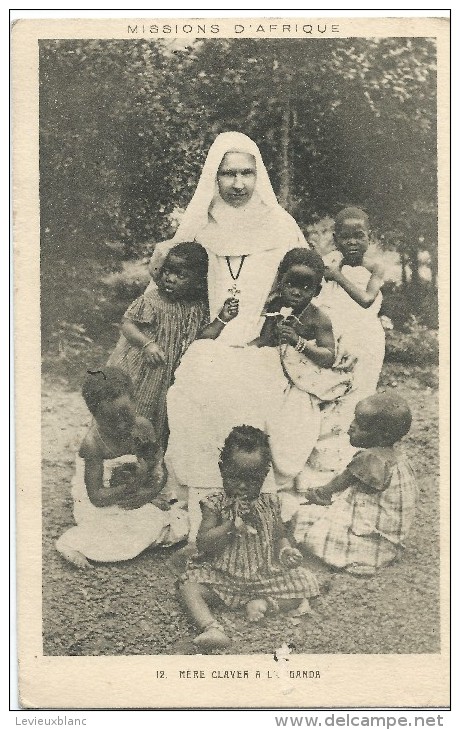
[245,599,268,623]
[57,546,93,569]
[171,543,199,571]
[193,622,231,650]
[346,564,376,577]
[290,598,317,617]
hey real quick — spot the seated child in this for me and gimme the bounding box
[178,426,320,650]
[292,393,417,576]
[256,248,335,370]
[56,368,189,568]
[107,241,238,445]
[254,249,354,486]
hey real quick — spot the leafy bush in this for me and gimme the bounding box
[380,281,438,329]
[102,259,150,305]
[384,316,438,365]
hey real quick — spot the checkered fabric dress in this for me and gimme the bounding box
[182,493,320,609]
[108,289,208,443]
[296,446,417,574]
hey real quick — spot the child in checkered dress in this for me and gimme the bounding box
[293,393,417,576]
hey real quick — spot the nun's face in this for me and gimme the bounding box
[217,152,256,207]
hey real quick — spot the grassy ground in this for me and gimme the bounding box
[41,260,440,656]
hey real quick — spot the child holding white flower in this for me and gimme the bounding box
[252,249,355,487]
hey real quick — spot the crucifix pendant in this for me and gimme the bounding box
[228,283,241,298]
[225,256,246,300]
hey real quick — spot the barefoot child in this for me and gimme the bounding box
[178,426,319,650]
[254,249,353,487]
[293,393,417,576]
[321,207,385,401]
[301,208,386,488]
[56,368,189,567]
[107,242,238,445]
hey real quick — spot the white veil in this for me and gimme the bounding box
[150,132,307,273]
[170,131,280,242]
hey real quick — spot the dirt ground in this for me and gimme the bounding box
[41,360,440,656]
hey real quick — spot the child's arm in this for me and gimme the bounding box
[304,469,353,505]
[116,458,166,510]
[116,484,162,510]
[132,418,167,491]
[196,505,236,556]
[121,318,165,366]
[83,457,136,508]
[325,260,385,309]
[117,419,167,510]
[277,525,303,569]
[198,298,239,340]
[277,309,335,368]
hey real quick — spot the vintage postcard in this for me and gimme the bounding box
[12,14,450,709]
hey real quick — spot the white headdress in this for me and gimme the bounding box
[149,132,306,273]
[171,131,280,243]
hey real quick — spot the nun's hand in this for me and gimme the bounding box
[219,298,239,322]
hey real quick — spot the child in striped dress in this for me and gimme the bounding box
[108,242,238,445]
[293,393,417,576]
[179,426,320,650]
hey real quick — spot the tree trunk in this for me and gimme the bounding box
[408,245,421,287]
[430,250,438,289]
[277,61,293,210]
[400,250,407,286]
[278,103,291,209]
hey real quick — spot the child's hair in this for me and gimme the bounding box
[364,393,412,444]
[82,367,134,416]
[335,207,370,231]
[219,425,271,473]
[159,241,208,299]
[277,248,325,286]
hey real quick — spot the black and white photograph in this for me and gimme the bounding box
[12,13,450,709]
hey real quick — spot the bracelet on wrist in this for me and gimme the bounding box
[295,336,306,353]
[216,314,227,325]
[142,339,155,349]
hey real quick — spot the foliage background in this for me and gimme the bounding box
[39,37,438,365]
[39,36,440,658]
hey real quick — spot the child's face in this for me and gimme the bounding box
[96,394,137,438]
[217,152,257,208]
[279,264,321,311]
[158,254,195,300]
[220,447,268,501]
[334,218,369,264]
[348,399,378,448]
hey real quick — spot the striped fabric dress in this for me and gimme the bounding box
[295,446,417,574]
[107,288,208,443]
[182,493,319,609]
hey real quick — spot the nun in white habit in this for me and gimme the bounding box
[149,131,307,346]
[152,133,316,537]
